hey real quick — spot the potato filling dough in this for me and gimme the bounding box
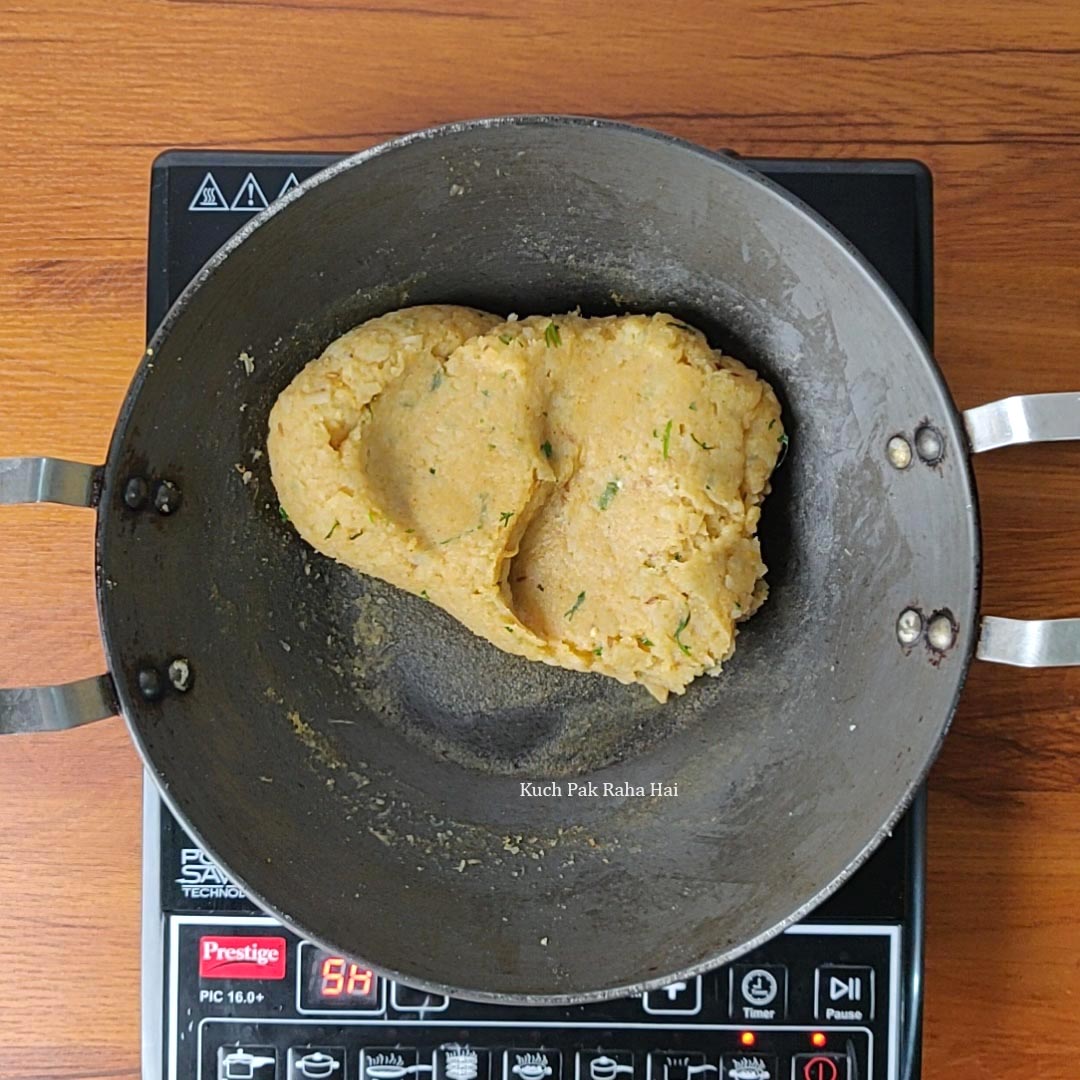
[268,305,783,702]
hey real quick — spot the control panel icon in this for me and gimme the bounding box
[589,1057,633,1080]
[504,1052,560,1080]
[722,1059,772,1080]
[218,1047,277,1080]
[575,1050,634,1080]
[741,970,778,1007]
[648,1053,717,1080]
[792,1056,847,1080]
[445,1048,479,1080]
[729,965,788,1021]
[814,965,874,1022]
[642,975,702,1015]
[362,1050,433,1080]
[290,1050,343,1079]
[436,1045,490,1080]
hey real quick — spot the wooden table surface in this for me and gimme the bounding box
[2,1,1079,1076]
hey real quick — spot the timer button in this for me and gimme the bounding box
[728,965,788,1021]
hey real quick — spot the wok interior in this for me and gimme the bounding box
[100,119,976,999]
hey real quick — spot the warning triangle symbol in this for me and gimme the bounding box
[230,172,269,212]
[188,172,229,212]
[276,172,301,200]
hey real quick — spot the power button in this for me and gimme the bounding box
[791,1055,848,1080]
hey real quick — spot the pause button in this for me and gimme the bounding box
[813,965,874,1022]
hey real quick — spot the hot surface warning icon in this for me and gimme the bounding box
[188,172,229,211]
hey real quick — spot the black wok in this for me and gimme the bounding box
[2,116,1078,1004]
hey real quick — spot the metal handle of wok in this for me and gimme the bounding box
[2,395,1076,727]
[965,393,1080,667]
[0,457,119,734]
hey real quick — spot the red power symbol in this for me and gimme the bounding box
[802,1058,838,1080]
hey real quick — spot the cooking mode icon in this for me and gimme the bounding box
[646,1053,717,1080]
[504,1051,561,1080]
[720,1057,774,1080]
[289,1049,345,1079]
[436,1046,489,1080]
[445,1049,478,1080]
[575,1051,634,1080]
[361,1049,432,1080]
[218,1046,277,1080]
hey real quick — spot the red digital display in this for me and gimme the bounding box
[319,955,373,997]
[298,944,381,1012]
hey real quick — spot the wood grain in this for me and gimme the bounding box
[2,1,1079,1076]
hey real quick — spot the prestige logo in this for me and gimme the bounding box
[198,936,287,979]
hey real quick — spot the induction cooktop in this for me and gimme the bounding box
[142,149,933,1080]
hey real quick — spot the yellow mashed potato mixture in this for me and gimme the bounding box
[268,305,783,702]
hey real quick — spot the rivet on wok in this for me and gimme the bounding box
[153,479,181,515]
[168,657,193,693]
[123,476,148,509]
[927,611,957,652]
[896,607,923,646]
[915,424,944,464]
[886,435,913,470]
[137,666,165,701]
